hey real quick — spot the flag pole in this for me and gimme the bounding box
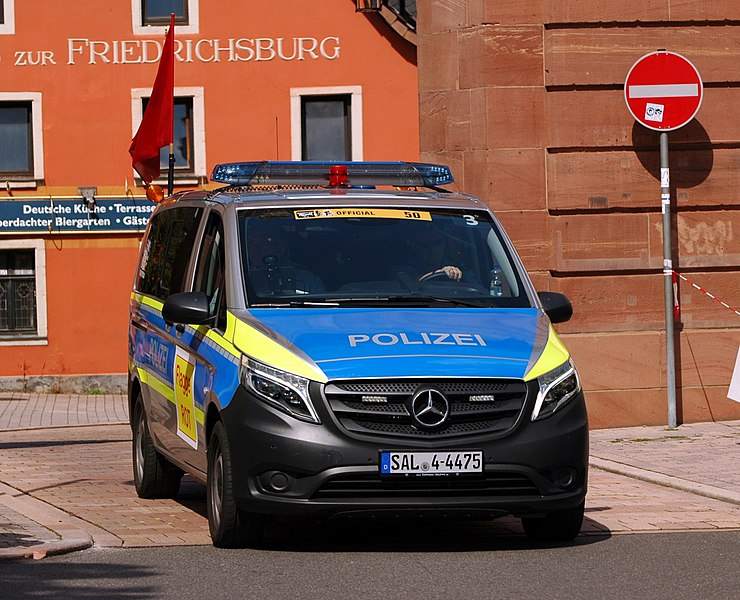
[167,142,175,196]
[167,14,175,196]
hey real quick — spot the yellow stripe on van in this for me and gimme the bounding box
[231,317,328,383]
[138,366,173,402]
[131,292,164,312]
[523,325,570,381]
[205,326,240,359]
[137,367,205,425]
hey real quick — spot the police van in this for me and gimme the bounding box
[128,161,588,547]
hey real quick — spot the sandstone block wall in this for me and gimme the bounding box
[418,0,740,427]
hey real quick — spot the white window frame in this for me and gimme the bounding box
[0,238,48,345]
[290,86,363,161]
[132,0,199,35]
[131,86,206,185]
[0,92,44,187]
[0,0,15,35]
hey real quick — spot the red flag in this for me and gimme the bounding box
[129,13,175,184]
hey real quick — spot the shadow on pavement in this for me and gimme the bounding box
[0,439,129,450]
[253,515,611,553]
[160,477,612,552]
[0,562,159,598]
[0,532,48,549]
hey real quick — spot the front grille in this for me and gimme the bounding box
[324,379,527,440]
[312,472,539,499]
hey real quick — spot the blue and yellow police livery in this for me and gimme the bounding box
[128,162,588,547]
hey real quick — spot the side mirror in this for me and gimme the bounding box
[162,291,213,325]
[537,291,573,324]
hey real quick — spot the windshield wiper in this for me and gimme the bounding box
[250,300,340,307]
[395,295,485,308]
[324,296,485,308]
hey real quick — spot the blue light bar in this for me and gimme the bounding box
[210,161,454,188]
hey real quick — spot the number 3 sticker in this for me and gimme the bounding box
[463,214,478,226]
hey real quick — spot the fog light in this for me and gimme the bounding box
[550,467,577,490]
[261,471,294,493]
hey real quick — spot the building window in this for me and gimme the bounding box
[301,95,351,161]
[0,240,47,344]
[385,0,417,33]
[0,102,32,176]
[0,250,35,333]
[0,0,15,35]
[0,93,44,185]
[142,96,194,174]
[142,0,188,25]
[132,0,198,35]
[290,86,363,161]
[131,87,206,184]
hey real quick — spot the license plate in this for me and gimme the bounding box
[379,450,483,476]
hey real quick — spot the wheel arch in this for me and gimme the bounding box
[205,399,222,446]
[128,376,142,430]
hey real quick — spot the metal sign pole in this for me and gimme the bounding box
[626,50,702,429]
[660,132,678,428]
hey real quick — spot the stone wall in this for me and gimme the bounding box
[418,0,740,427]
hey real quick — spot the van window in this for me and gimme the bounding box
[193,211,226,330]
[137,207,203,300]
[239,208,530,308]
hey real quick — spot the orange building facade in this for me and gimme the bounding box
[0,1,418,391]
[3,0,738,429]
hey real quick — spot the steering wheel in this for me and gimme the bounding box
[418,270,450,283]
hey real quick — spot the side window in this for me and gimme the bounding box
[137,207,203,300]
[193,212,226,331]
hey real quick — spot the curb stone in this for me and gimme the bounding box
[589,456,740,506]
[0,481,122,562]
[0,535,93,561]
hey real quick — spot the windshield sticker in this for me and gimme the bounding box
[294,209,432,221]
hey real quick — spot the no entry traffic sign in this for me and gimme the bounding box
[624,51,703,131]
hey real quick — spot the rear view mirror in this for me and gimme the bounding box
[162,291,213,325]
[537,292,573,324]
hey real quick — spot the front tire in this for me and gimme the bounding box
[132,397,182,499]
[521,501,584,542]
[207,421,264,548]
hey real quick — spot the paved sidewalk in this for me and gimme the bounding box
[0,393,738,560]
[0,393,128,431]
[0,393,128,559]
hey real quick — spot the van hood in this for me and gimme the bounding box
[246,308,549,380]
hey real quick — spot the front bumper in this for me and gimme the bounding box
[221,382,588,519]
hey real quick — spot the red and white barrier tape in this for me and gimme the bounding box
[673,270,740,318]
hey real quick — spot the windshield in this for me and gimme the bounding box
[239,207,533,308]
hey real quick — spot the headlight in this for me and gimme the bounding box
[531,359,581,421]
[240,357,320,424]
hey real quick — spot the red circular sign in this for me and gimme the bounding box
[624,51,703,131]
